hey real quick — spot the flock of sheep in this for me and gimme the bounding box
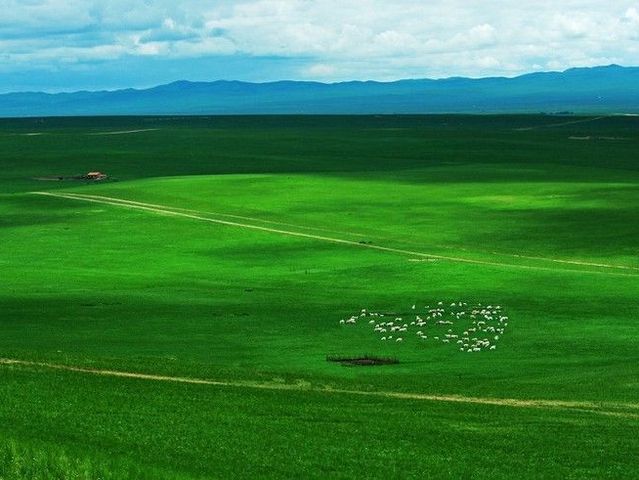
[339,301,509,352]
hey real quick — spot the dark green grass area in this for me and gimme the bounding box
[1,115,638,193]
[1,115,638,478]
[1,368,637,480]
[0,440,177,480]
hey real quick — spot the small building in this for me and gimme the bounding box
[85,171,108,181]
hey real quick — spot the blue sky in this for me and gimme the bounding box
[1,0,638,92]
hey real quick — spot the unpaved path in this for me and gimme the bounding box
[509,253,639,271]
[1,358,637,419]
[68,194,639,272]
[515,116,607,131]
[76,192,639,272]
[31,191,639,277]
[87,129,159,135]
[71,193,378,239]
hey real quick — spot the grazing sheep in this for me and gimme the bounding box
[338,301,509,355]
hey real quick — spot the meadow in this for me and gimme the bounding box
[1,115,638,479]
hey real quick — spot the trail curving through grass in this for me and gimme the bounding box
[31,191,639,277]
[1,358,638,420]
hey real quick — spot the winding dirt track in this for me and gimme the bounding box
[1,358,637,419]
[31,191,639,276]
[515,116,607,131]
[11,192,639,420]
[87,129,160,135]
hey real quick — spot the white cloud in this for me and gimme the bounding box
[551,13,597,39]
[303,63,337,78]
[0,0,638,86]
[624,6,639,22]
[466,24,497,46]
[476,56,501,69]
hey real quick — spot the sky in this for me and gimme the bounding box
[1,0,638,92]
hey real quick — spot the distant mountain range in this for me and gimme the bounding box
[1,65,638,117]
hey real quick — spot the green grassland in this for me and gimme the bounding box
[1,115,638,479]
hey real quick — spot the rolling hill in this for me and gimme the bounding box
[1,65,638,116]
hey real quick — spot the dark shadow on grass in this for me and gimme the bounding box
[462,205,639,258]
[2,115,639,194]
[0,195,100,229]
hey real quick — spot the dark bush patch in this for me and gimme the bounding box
[326,355,399,367]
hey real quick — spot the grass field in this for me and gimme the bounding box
[1,115,638,479]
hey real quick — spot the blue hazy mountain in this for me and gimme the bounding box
[1,65,638,116]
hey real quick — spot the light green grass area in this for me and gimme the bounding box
[1,115,638,478]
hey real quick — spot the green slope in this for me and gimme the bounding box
[0,115,637,479]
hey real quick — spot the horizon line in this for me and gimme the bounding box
[1,63,633,96]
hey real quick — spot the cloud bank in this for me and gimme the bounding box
[0,0,637,91]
